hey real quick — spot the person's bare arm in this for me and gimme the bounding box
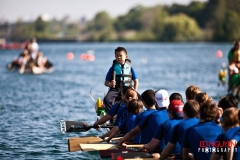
[143,138,160,152]
[117,126,141,145]
[105,127,121,143]
[226,139,236,160]
[100,126,118,139]
[159,142,176,160]
[93,114,112,129]
[104,80,116,88]
[182,148,194,160]
[133,79,139,91]
[210,152,222,160]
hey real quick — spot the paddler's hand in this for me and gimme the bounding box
[104,138,111,143]
[152,153,160,158]
[122,142,127,147]
[92,123,101,130]
[139,145,147,152]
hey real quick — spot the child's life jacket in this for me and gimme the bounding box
[112,59,132,89]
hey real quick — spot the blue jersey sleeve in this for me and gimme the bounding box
[223,127,240,141]
[233,131,240,140]
[182,127,191,148]
[118,116,127,131]
[105,67,114,81]
[214,133,225,156]
[168,124,179,144]
[153,120,167,140]
[107,102,120,117]
[137,110,157,129]
[114,107,128,126]
[131,67,137,80]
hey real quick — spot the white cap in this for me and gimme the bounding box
[155,89,169,107]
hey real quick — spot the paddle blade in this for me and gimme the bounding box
[60,120,90,133]
[68,136,103,152]
[79,144,118,151]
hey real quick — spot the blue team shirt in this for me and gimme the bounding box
[182,121,223,160]
[138,108,169,147]
[105,66,138,81]
[223,127,240,160]
[169,118,199,146]
[154,118,183,154]
[114,107,128,126]
[107,101,126,117]
[137,109,157,143]
[119,114,141,143]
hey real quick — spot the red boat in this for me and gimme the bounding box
[0,41,28,50]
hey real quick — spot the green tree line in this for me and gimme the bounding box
[2,0,240,42]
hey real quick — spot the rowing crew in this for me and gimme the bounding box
[93,85,240,160]
[6,38,53,74]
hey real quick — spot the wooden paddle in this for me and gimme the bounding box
[68,136,123,152]
[113,71,116,88]
[68,136,103,152]
[60,120,114,133]
[79,143,144,152]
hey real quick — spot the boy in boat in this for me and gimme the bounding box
[117,89,169,148]
[215,95,238,125]
[182,100,223,160]
[194,92,212,108]
[169,92,184,103]
[185,85,201,101]
[103,47,139,112]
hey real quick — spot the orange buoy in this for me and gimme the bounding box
[67,52,74,60]
[80,53,95,61]
[87,54,95,61]
[216,50,223,58]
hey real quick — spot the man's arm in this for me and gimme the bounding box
[182,148,194,160]
[159,142,176,160]
[93,114,112,127]
[100,126,118,139]
[105,127,121,143]
[143,138,160,152]
[210,153,222,160]
[226,139,237,160]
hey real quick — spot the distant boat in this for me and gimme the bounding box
[0,41,27,50]
[6,59,54,74]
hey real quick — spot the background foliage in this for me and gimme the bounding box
[1,0,240,42]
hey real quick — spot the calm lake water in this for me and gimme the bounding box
[0,42,232,159]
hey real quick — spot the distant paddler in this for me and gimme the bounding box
[228,41,240,76]
[227,41,240,91]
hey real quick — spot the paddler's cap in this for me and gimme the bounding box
[168,100,184,118]
[155,89,169,108]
